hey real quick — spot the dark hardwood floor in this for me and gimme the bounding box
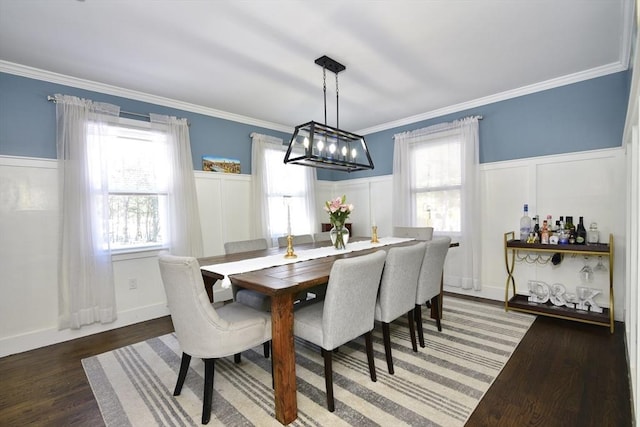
[0,303,633,426]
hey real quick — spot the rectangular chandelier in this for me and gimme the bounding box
[284,56,374,172]
[285,120,374,172]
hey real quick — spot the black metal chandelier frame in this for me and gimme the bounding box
[284,55,374,172]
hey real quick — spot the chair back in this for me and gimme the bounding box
[416,237,451,303]
[158,254,227,358]
[313,231,332,242]
[321,250,387,350]
[277,234,314,248]
[393,226,434,241]
[224,238,268,254]
[376,242,426,322]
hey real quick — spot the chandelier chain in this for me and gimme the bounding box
[336,73,339,130]
[322,66,327,126]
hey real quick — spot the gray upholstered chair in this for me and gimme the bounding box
[374,242,426,374]
[223,237,268,255]
[223,238,271,358]
[224,238,270,310]
[277,233,314,248]
[313,231,332,242]
[158,254,272,424]
[393,226,434,241]
[293,250,387,412]
[415,237,451,347]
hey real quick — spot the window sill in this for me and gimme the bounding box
[111,246,168,262]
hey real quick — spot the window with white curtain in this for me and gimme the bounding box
[410,129,462,233]
[88,119,170,251]
[393,116,480,291]
[263,145,313,238]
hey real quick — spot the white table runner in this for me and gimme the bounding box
[201,237,415,288]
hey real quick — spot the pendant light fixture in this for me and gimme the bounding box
[284,55,374,172]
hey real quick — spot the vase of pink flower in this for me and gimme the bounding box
[325,195,353,250]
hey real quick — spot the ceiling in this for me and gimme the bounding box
[0,0,633,134]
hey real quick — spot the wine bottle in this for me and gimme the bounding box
[519,204,532,241]
[533,215,540,242]
[541,220,549,244]
[576,216,587,244]
[566,216,576,244]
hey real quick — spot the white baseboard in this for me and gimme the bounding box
[0,303,170,358]
[445,284,505,303]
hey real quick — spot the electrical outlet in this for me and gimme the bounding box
[128,278,138,290]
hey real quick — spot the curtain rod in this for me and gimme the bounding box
[47,95,190,125]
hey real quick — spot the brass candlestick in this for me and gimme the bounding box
[284,234,297,258]
[371,225,379,243]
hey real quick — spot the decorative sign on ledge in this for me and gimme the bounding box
[527,280,602,313]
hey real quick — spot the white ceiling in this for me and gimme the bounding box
[0,0,633,134]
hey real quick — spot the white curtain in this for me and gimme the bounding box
[56,94,120,330]
[459,117,481,291]
[150,114,203,257]
[392,117,481,290]
[251,133,317,244]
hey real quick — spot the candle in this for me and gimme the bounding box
[371,203,376,227]
[287,204,291,235]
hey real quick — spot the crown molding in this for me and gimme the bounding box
[0,59,628,138]
[0,61,293,134]
[357,61,628,135]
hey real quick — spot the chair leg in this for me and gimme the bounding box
[407,309,418,352]
[174,352,192,396]
[381,322,394,375]
[263,341,270,358]
[234,353,241,364]
[321,349,335,412]
[364,331,377,382]
[415,304,425,348]
[202,358,215,424]
[432,294,442,332]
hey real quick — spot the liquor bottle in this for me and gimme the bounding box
[558,219,568,244]
[587,222,599,244]
[520,204,532,241]
[566,216,576,244]
[541,220,549,244]
[533,215,540,241]
[576,216,587,244]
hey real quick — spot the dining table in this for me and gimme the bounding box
[198,236,459,424]
[198,237,419,425]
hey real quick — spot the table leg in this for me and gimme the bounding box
[271,293,297,424]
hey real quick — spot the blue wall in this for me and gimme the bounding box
[0,72,290,173]
[325,70,630,180]
[0,70,630,180]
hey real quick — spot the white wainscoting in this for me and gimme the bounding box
[0,148,627,357]
[477,148,626,312]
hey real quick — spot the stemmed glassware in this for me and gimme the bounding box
[579,256,594,283]
[594,256,607,272]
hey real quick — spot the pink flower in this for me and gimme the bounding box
[325,195,353,226]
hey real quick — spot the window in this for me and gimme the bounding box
[88,119,169,251]
[263,145,313,238]
[410,129,462,233]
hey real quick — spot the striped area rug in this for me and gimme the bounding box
[82,297,534,426]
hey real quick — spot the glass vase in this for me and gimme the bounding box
[330,222,350,250]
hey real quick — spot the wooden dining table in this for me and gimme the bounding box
[198,238,417,425]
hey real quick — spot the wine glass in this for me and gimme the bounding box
[579,256,594,283]
[594,256,607,273]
